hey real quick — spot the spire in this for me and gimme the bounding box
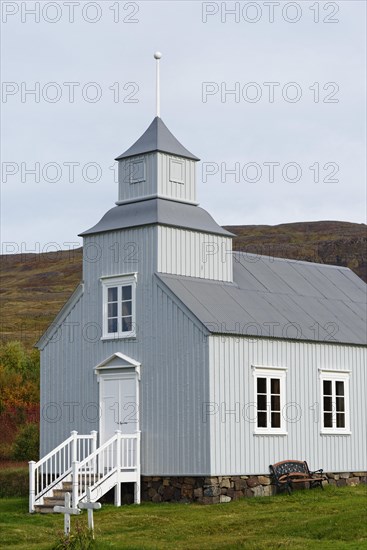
[115,117,200,161]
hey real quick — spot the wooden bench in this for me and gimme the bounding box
[269,460,325,494]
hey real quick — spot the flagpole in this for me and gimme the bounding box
[154,52,162,117]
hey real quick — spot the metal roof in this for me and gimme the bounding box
[157,252,367,345]
[115,117,200,161]
[79,198,235,237]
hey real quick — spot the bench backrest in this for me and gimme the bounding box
[269,460,310,481]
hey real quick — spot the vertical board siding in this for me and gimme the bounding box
[118,153,196,204]
[40,295,90,456]
[144,283,210,475]
[209,336,367,475]
[118,154,157,202]
[157,154,196,203]
[158,226,233,282]
[41,225,210,475]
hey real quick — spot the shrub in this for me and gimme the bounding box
[0,441,13,460]
[0,340,39,381]
[0,467,28,497]
[12,423,39,461]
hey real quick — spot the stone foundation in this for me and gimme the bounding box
[141,472,367,504]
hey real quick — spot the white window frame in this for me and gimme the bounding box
[252,366,287,435]
[101,274,137,340]
[319,369,351,435]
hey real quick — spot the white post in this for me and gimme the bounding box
[90,430,97,478]
[90,431,97,454]
[154,51,162,117]
[134,431,141,504]
[114,430,121,507]
[71,430,78,463]
[72,461,79,509]
[29,461,36,513]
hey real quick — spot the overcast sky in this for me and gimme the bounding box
[1,0,366,253]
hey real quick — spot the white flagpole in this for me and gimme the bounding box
[154,52,162,117]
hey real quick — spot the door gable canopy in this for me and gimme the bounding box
[94,352,141,379]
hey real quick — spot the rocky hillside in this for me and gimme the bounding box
[1,221,365,348]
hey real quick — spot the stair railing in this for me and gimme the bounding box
[29,430,97,513]
[71,431,139,508]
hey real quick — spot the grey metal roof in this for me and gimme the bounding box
[115,117,200,161]
[79,198,235,237]
[157,252,367,345]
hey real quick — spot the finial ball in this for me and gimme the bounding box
[154,51,162,60]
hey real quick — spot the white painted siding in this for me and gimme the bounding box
[40,294,95,456]
[41,225,211,475]
[158,226,233,282]
[118,154,157,203]
[117,153,196,204]
[144,282,210,475]
[157,153,196,204]
[208,336,367,475]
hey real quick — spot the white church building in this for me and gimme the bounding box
[30,77,366,511]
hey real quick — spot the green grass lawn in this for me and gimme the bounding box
[0,485,366,550]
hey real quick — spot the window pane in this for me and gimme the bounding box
[336,381,344,396]
[257,394,267,411]
[121,285,132,301]
[336,413,345,428]
[336,396,344,412]
[108,287,118,302]
[271,378,280,394]
[323,396,332,412]
[258,411,267,428]
[257,378,266,393]
[323,380,332,395]
[121,301,132,317]
[108,303,118,317]
[122,316,132,332]
[271,412,281,428]
[271,395,280,411]
[108,318,117,333]
[324,412,332,428]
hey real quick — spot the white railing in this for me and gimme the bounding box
[72,431,140,508]
[29,430,97,513]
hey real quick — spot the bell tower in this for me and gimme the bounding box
[81,53,234,283]
[115,116,200,206]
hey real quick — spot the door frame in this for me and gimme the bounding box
[94,353,141,445]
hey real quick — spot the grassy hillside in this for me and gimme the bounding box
[0,221,365,348]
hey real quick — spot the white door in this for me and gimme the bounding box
[101,374,138,443]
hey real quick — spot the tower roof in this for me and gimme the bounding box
[115,116,200,161]
[79,198,234,237]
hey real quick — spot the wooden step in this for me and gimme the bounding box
[34,505,58,514]
[33,474,106,513]
[43,496,67,506]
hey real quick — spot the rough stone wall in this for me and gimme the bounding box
[141,472,367,504]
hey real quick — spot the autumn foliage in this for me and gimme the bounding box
[0,341,40,460]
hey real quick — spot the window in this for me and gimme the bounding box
[101,275,136,339]
[129,159,145,183]
[252,366,287,435]
[169,158,185,184]
[319,370,350,434]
